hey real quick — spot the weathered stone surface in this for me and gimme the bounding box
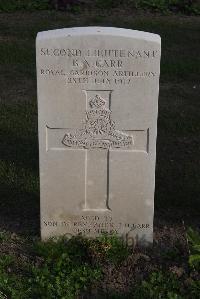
[36,27,161,245]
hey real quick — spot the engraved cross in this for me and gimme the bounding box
[47,90,149,211]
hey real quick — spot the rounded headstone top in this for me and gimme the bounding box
[36,26,161,44]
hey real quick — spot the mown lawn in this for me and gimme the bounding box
[0,8,199,299]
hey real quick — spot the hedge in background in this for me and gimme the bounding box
[95,0,200,14]
[0,0,50,12]
[134,0,200,14]
[0,0,199,15]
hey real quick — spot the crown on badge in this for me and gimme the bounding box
[89,95,106,109]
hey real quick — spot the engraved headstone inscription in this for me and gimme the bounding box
[36,27,161,245]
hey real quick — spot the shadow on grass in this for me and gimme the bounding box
[0,181,40,236]
[155,84,200,215]
[0,100,40,236]
[0,131,38,174]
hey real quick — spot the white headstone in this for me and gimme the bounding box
[36,27,161,246]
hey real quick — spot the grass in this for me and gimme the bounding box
[0,233,199,298]
[0,6,199,298]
